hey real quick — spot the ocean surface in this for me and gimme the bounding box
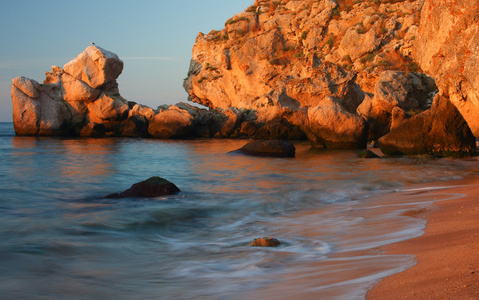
[0,121,477,299]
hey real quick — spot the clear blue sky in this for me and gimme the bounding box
[0,0,253,122]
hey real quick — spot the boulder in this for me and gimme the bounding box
[88,93,129,121]
[305,98,369,149]
[340,28,380,61]
[357,71,434,140]
[250,237,280,247]
[390,107,411,130]
[11,78,72,136]
[218,108,243,137]
[128,103,156,120]
[61,73,101,102]
[379,95,476,157]
[236,140,295,158]
[36,92,72,136]
[122,115,149,137]
[148,109,195,139]
[12,76,40,98]
[11,81,41,135]
[63,45,123,89]
[106,176,180,198]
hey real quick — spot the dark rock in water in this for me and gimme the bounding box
[250,237,280,247]
[237,140,295,158]
[357,149,380,158]
[379,95,477,157]
[106,176,180,198]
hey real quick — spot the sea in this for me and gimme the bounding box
[0,121,477,299]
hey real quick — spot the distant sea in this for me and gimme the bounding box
[0,121,477,299]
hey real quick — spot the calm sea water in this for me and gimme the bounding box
[0,121,477,299]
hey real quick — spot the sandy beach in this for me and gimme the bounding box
[367,177,479,299]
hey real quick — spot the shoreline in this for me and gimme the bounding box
[367,176,479,299]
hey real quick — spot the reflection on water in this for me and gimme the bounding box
[0,134,478,299]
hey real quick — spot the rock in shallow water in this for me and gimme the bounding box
[106,176,180,198]
[250,237,280,247]
[357,149,380,158]
[236,140,295,158]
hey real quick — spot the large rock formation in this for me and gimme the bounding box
[184,0,429,148]
[413,0,479,137]
[357,71,435,140]
[377,0,479,156]
[11,46,283,139]
[378,94,476,157]
[12,46,128,136]
[12,0,478,156]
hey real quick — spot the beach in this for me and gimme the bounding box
[367,177,479,299]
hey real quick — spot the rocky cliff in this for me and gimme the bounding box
[183,0,439,146]
[413,0,479,136]
[11,0,478,156]
[377,0,479,156]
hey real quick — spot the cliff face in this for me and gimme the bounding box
[413,0,479,136]
[184,0,436,146]
[185,0,426,109]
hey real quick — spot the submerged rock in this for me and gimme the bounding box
[106,176,180,198]
[357,149,380,158]
[236,140,295,158]
[250,237,280,247]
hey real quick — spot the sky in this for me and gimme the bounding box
[0,0,254,122]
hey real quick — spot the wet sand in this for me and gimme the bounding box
[367,177,479,299]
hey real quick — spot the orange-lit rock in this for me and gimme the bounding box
[414,0,479,137]
[184,0,425,148]
[63,46,123,89]
[11,46,148,137]
[357,71,435,139]
[379,95,476,157]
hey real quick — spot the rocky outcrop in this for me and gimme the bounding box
[106,176,180,198]
[378,95,476,157]
[413,0,479,137]
[12,46,127,136]
[11,46,305,140]
[184,0,427,148]
[357,71,436,140]
[12,0,478,157]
